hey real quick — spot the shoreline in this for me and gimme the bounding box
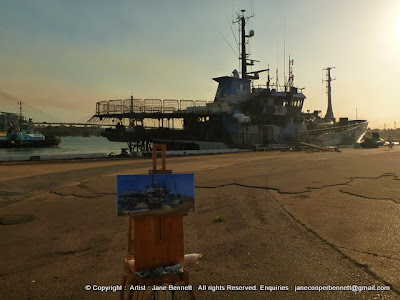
[0,148,246,162]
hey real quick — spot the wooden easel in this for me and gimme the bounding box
[121,144,196,300]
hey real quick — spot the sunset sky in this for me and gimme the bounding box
[1,0,400,128]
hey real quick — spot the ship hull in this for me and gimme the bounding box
[305,120,368,146]
[0,136,61,148]
[99,120,368,150]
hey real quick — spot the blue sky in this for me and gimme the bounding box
[1,0,400,128]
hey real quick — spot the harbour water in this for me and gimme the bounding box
[0,136,128,159]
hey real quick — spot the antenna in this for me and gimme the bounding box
[218,29,238,57]
[267,65,272,89]
[276,40,279,87]
[226,14,238,52]
[283,17,286,89]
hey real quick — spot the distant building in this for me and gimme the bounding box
[0,113,19,132]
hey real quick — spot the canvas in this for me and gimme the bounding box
[116,173,195,216]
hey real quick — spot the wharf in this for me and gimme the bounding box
[0,153,108,162]
[0,148,399,299]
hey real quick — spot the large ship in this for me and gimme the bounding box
[91,10,368,153]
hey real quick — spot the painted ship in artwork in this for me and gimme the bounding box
[91,10,367,152]
[116,174,194,216]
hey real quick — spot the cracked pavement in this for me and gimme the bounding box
[0,148,399,299]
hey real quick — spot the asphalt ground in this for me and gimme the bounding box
[0,148,399,299]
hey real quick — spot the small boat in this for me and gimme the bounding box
[0,115,60,148]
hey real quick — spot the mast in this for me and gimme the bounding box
[287,56,294,89]
[130,94,133,114]
[275,69,280,89]
[240,10,247,79]
[323,67,335,121]
[18,101,23,123]
[230,10,266,83]
[237,9,256,79]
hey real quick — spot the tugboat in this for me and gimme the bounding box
[0,104,61,148]
[91,10,368,153]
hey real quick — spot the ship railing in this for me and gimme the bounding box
[307,120,368,135]
[161,107,175,113]
[178,100,195,111]
[122,99,143,113]
[253,84,304,93]
[163,99,179,112]
[96,101,108,114]
[122,105,143,113]
[95,99,212,115]
[195,100,208,107]
[106,99,124,114]
[179,100,209,113]
[144,99,162,113]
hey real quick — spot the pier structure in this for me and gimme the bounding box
[89,96,234,153]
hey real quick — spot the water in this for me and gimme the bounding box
[0,136,128,158]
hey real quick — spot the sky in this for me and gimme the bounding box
[1,0,400,128]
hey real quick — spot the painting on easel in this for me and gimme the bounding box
[116,173,195,216]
